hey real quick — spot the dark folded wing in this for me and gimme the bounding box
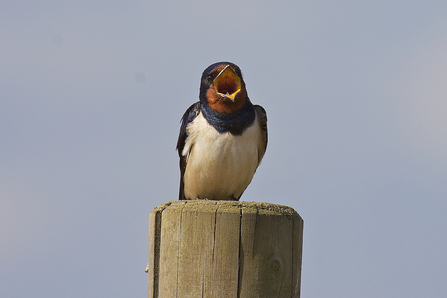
[176,101,201,200]
[254,105,268,163]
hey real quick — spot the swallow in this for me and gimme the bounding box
[176,62,267,200]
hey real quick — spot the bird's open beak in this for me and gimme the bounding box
[213,65,242,102]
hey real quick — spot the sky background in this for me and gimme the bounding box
[1,1,447,297]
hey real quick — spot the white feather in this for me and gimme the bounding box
[182,112,263,200]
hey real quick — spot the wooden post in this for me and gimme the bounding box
[147,200,303,298]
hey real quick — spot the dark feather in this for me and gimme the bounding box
[200,98,256,135]
[176,102,201,200]
[254,105,268,163]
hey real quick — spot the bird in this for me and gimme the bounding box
[176,62,267,200]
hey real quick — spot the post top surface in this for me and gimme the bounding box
[152,200,302,219]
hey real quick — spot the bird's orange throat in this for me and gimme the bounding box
[206,86,247,114]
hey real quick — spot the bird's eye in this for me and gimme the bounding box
[235,69,243,79]
[204,74,214,85]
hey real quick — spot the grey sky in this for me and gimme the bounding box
[1,1,447,297]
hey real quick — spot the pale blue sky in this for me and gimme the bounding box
[1,1,447,297]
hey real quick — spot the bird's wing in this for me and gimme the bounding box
[176,101,201,200]
[254,105,268,164]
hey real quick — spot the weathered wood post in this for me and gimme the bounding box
[147,200,303,298]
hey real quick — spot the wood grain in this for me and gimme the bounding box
[147,201,303,298]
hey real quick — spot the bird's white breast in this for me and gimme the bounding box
[182,112,262,200]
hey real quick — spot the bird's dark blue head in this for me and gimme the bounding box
[199,62,248,114]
